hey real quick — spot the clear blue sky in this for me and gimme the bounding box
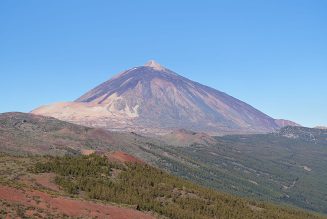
[0,0,326,127]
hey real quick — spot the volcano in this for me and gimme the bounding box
[32,60,296,135]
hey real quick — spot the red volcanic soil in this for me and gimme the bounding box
[33,173,61,192]
[20,173,60,192]
[0,185,154,219]
[107,151,144,164]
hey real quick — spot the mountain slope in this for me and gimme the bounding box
[32,60,292,135]
[1,112,326,215]
[1,153,325,219]
[163,127,327,213]
[0,112,161,160]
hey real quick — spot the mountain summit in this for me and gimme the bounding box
[32,61,296,135]
[144,60,166,71]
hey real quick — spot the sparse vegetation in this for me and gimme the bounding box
[1,113,327,216]
[33,154,325,219]
[149,128,327,214]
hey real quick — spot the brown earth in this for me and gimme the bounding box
[107,151,144,164]
[34,173,58,191]
[0,185,155,219]
[20,173,60,192]
[161,129,218,146]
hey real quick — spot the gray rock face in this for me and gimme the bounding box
[33,60,294,135]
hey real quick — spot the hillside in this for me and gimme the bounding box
[0,112,163,161]
[277,126,327,144]
[0,153,155,218]
[32,61,296,135]
[1,112,326,215]
[160,127,327,213]
[1,153,324,219]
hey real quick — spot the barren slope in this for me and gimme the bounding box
[33,60,293,135]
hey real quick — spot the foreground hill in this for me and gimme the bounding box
[32,60,296,135]
[1,112,326,215]
[0,153,324,219]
